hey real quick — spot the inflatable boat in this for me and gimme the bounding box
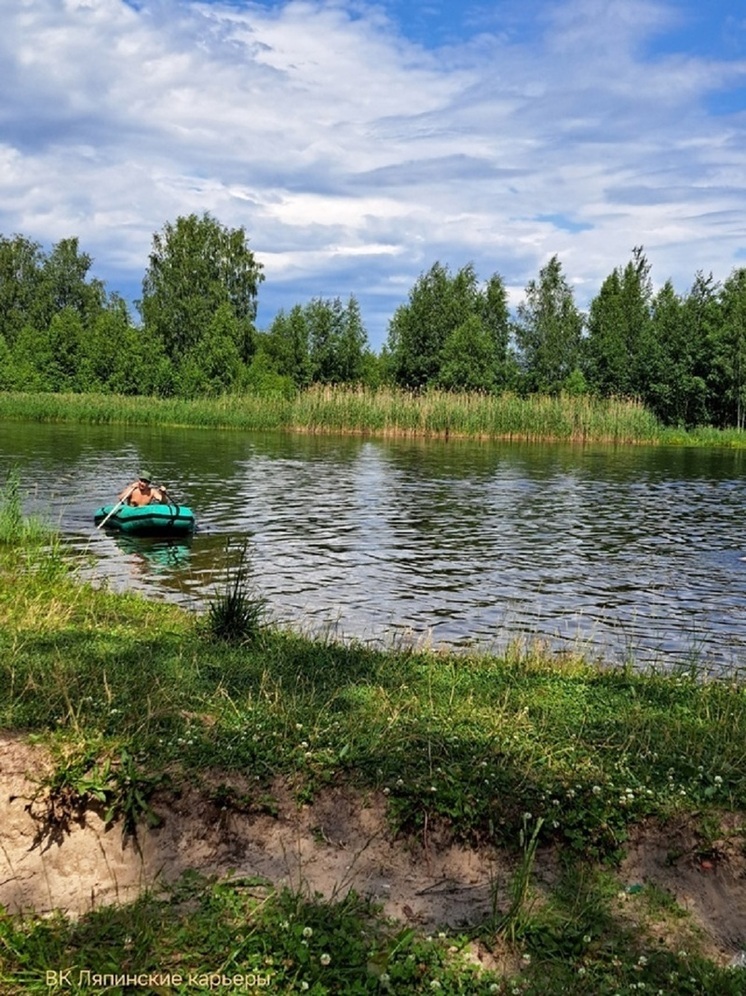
[94,502,196,536]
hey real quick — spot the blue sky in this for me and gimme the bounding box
[2,0,746,349]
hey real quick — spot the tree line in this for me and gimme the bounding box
[1,213,745,428]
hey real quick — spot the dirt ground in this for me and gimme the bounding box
[2,733,746,967]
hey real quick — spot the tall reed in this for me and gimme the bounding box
[0,386,739,445]
[0,468,51,546]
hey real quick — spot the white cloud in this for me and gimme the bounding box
[1,0,745,345]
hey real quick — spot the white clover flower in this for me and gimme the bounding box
[320,953,331,966]
[521,953,531,964]
[714,775,723,785]
[429,980,442,990]
[302,926,313,938]
[592,785,602,795]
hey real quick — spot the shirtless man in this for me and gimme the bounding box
[118,472,164,507]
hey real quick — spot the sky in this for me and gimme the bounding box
[2,0,746,350]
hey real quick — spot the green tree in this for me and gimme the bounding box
[514,255,583,394]
[139,213,263,365]
[46,307,86,391]
[0,234,43,344]
[264,305,312,388]
[478,273,512,389]
[681,271,720,426]
[242,348,295,396]
[645,280,681,422]
[712,268,746,429]
[77,296,133,392]
[335,295,368,383]
[0,332,14,389]
[584,247,653,398]
[11,323,54,391]
[387,262,509,389]
[308,297,342,384]
[437,315,497,391]
[32,237,107,333]
[645,277,713,427]
[194,302,243,395]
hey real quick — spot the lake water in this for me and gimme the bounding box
[2,419,746,672]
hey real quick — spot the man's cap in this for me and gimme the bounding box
[139,471,152,483]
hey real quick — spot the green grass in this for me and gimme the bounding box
[2,386,744,445]
[3,874,743,995]
[2,536,746,992]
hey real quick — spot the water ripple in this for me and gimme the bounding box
[4,424,746,672]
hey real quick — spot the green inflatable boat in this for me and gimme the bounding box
[94,502,196,536]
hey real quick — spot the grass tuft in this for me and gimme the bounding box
[202,541,268,645]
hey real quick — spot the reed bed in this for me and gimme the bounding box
[288,386,665,441]
[0,387,679,443]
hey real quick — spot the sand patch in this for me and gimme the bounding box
[3,733,746,968]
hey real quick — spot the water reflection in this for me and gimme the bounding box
[112,534,193,573]
[2,421,746,671]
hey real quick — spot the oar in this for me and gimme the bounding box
[159,484,180,509]
[96,487,133,530]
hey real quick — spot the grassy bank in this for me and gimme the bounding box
[2,387,743,446]
[2,513,746,992]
